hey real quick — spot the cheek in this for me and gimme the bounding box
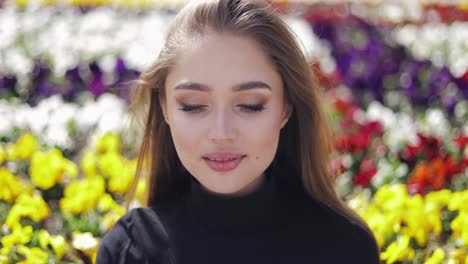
[241,113,282,160]
[169,115,204,165]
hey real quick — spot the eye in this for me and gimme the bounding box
[178,104,206,113]
[238,104,266,112]
[178,103,266,113]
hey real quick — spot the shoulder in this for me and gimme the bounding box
[95,207,171,264]
[294,195,381,263]
[343,218,381,264]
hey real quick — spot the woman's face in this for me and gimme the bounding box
[162,32,291,196]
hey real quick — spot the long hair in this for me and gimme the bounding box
[124,0,375,239]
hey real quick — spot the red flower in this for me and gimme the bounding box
[336,136,351,153]
[399,133,445,164]
[417,133,443,160]
[407,162,430,195]
[350,132,371,153]
[429,158,446,190]
[335,132,371,154]
[329,157,347,175]
[445,156,467,180]
[406,156,462,195]
[354,157,377,187]
[361,121,384,135]
[400,144,421,164]
[454,133,468,149]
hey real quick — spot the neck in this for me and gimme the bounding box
[198,173,267,198]
[187,171,285,235]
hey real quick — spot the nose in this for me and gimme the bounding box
[207,107,236,143]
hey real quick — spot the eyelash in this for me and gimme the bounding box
[178,104,266,113]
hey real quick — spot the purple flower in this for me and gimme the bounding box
[308,14,462,114]
[26,61,57,105]
[63,65,86,101]
[88,62,106,97]
[455,72,468,99]
[112,57,140,103]
[0,74,19,99]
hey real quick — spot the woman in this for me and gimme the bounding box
[96,0,381,263]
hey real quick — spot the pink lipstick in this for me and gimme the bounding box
[202,152,246,172]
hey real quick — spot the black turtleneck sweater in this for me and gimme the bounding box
[96,172,381,264]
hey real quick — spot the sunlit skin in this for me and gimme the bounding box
[161,32,292,196]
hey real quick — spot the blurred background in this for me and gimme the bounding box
[0,0,467,263]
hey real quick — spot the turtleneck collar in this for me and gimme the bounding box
[187,171,289,236]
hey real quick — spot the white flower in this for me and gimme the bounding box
[49,104,78,126]
[371,159,393,188]
[0,7,18,50]
[0,100,14,134]
[366,101,418,152]
[386,113,418,152]
[3,47,33,77]
[75,102,100,132]
[75,93,128,133]
[44,124,72,149]
[418,108,450,139]
[1,7,339,76]
[367,101,396,128]
[394,21,468,77]
[0,94,133,149]
[96,110,127,135]
[72,232,98,253]
[37,95,64,113]
[27,107,49,135]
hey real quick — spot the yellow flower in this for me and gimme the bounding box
[424,248,445,264]
[447,248,466,264]
[348,193,392,249]
[380,235,415,264]
[108,164,134,194]
[403,194,431,246]
[449,190,468,212]
[5,143,15,161]
[460,1,468,11]
[0,167,23,203]
[72,231,99,259]
[0,144,4,164]
[81,149,98,177]
[135,177,147,206]
[29,148,78,190]
[5,193,50,230]
[449,190,468,246]
[425,189,451,208]
[8,132,39,161]
[97,193,117,212]
[97,193,126,218]
[96,132,121,154]
[38,229,68,260]
[92,250,97,264]
[60,177,105,214]
[16,245,48,264]
[451,210,468,246]
[100,209,125,233]
[0,225,33,256]
[98,152,135,194]
[97,151,120,178]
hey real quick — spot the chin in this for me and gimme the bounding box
[199,179,248,196]
[205,183,242,195]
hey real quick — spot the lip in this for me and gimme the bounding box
[203,152,246,159]
[202,152,247,172]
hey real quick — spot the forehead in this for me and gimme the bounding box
[165,33,283,92]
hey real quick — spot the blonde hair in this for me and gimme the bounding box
[125,0,375,240]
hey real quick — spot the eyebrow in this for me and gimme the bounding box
[173,81,272,92]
